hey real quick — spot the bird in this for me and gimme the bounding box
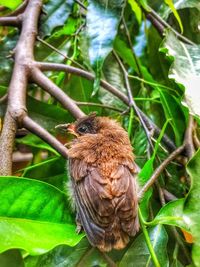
[61,113,139,252]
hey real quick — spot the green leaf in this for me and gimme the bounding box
[24,239,91,267]
[160,30,200,117]
[128,0,142,25]
[162,0,200,20]
[40,0,74,37]
[0,0,21,9]
[139,119,170,219]
[114,37,138,72]
[16,134,59,155]
[150,199,190,232]
[85,0,125,94]
[159,91,186,146]
[0,177,83,255]
[22,157,66,190]
[164,0,183,33]
[120,225,169,267]
[184,149,200,266]
[27,96,73,131]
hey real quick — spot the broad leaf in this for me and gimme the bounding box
[150,199,190,232]
[40,0,74,37]
[120,225,169,267]
[184,149,200,266]
[85,0,125,94]
[160,31,200,117]
[0,177,83,255]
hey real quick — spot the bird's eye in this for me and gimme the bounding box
[77,125,88,134]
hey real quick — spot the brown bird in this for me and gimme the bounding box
[64,113,139,252]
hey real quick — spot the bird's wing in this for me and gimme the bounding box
[69,158,139,248]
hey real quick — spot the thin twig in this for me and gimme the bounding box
[0,94,7,104]
[145,13,164,36]
[122,17,143,78]
[75,101,123,113]
[162,189,177,202]
[100,252,117,267]
[184,115,195,158]
[138,145,185,200]
[37,61,176,152]
[113,51,154,151]
[37,36,84,69]
[23,116,68,158]
[144,6,194,45]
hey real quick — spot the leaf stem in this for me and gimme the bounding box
[128,107,134,138]
[139,208,161,267]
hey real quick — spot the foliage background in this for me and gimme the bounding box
[0,0,200,266]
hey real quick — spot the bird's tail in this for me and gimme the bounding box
[97,216,139,252]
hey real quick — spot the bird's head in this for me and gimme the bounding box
[56,113,126,139]
[56,113,98,137]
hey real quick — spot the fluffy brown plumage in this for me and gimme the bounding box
[66,113,139,252]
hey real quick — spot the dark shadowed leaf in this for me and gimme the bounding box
[120,225,169,267]
[0,249,23,267]
[40,0,74,37]
[24,239,91,267]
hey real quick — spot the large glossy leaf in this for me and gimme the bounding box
[24,239,90,267]
[149,199,190,232]
[40,0,74,37]
[160,31,200,117]
[0,177,83,255]
[120,225,169,267]
[84,0,125,93]
[184,149,200,266]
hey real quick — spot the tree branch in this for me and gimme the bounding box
[0,112,17,175]
[0,0,43,175]
[138,145,185,200]
[23,116,68,158]
[31,67,85,119]
[144,6,194,45]
[0,15,22,26]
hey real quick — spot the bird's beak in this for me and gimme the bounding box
[55,123,78,137]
